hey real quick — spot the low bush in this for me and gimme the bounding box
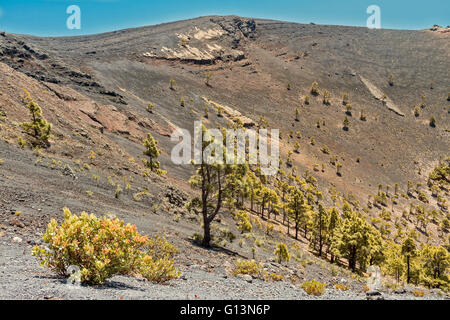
[321,146,330,154]
[343,117,350,131]
[429,116,436,127]
[192,233,204,243]
[335,283,350,291]
[310,81,320,96]
[323,89,331,105]
[32,208,180,285]
[301,280,326,296]
[345,104,352,116]
[233,259,263,276]
[413,289,425,297]
[342,92,349,105]
[147,102,154,113]
[414,106,421,117]
[269,273,284,281]
[304,95,310,105]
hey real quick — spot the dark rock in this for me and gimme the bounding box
[394,289,407,294]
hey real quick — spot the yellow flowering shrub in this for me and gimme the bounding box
[335,283,350,291]
[32,208,180,285]
[233,259,263,277]
[413,289,425,297]
[269,273,284,281]
[301,280,327,296]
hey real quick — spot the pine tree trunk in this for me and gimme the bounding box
[406,256,410,284]
[202,218,211,247]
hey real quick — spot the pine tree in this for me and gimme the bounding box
[343,116,350,131]
[205,72,212,86]
[274,243,290,264]
[147,102,154,113]
[287,187,311,240]
[388,73,395,86]
[323,89,331,105]
[294,142,300,154]
[327,207,341,263]
[420,245,449,281]
[333,208,375,272]
[21,91,52,146]
[189,125,247,247]
[310,81,319,96]
[401,237,417,284]
[342,92,349,105]
[295,108,300,121]
[142,133,164,175]
[169,77,176,90]
[311,203,329,256]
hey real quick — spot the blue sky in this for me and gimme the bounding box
[0,0,448,36]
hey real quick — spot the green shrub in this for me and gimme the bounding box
[269,273,284,281]
[294,142,300,153]
[304,95,310,105]
[274,243,290,264]
[301,280,326,296]
[192,233,204,243]
[343,116,349,131]
[388,74,395,86]
[310,81,319,96]
[414,106,421,117]
[234,259,263,276]
[429,116,436,127]
[32,208,179,285]
[115,184,123,199]
[418,191,429,203]
[236,210,252,233]
[420,94,427,109]
[321,146,330,154]
[342,92,349,105]
[360,109,367,121]
[345,104,352,116]
[323,89,331,105]
[429,158,449,185]
[18,136,26,148]
[169,77,176,90]
[205,72,212,86]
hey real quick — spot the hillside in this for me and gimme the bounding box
[0,16,449,300]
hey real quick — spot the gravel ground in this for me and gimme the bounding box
[1,239,447,301]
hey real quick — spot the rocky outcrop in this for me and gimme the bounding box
[0,33,126,104]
